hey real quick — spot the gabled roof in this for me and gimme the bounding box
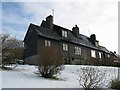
[28,23,110,54]
[54,24,98,49]
[32,24,61,40]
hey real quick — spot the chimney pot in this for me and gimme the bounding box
[90,34,97,46]
[46,15,53,29]
[72,25,79,38]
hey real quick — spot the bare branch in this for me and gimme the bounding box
[78,66,107,89]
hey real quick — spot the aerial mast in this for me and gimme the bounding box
[52,9,54,22]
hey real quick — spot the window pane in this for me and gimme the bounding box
[65,31,67,37]
[66,44,68,51]
[75,47,81,55]
[62,30,67,37]
[77,47,79,55]
[62,30,64,37]
[45,40,47,46]
[48,41,51,47]
[107,54,110,58]
[63,44,68,51]
[75,47,77,54]
[91,50,96,58]
[45,40,51,47]
[63,44,65,50]
[79,48,81,55]
[99,52,102,58]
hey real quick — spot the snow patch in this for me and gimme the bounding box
[2,65,118,88]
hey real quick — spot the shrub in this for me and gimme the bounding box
[37,47,64,78]
[110,78,120,89]
[78,66,106,89]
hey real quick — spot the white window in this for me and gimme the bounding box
[99,52,102,58]
[91,50,96,58]
[75,46,81,55]
[63,44,68,51]
[48,41,51,47]
[107,54,110,58]
[45,40,47,46]
[62,30,67,37]
[45,40,51,47]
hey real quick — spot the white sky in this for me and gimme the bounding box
[2,0,119,54]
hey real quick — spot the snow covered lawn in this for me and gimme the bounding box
[1,65,118,88]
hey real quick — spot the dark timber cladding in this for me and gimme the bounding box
[23,15,117,65]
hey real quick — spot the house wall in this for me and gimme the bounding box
[37,36,60,52]
[32,36,106,65]
[24,30,109,65]
[24,24,116,65]
[63,43,87,64]
[57,41,102,65]
[25,55,38,65]
[24,26,38,64]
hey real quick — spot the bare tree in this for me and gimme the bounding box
[37,47,64,78]
[78,66,106,89]
[1,33,24,68]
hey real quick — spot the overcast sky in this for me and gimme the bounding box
[1,0,119,54]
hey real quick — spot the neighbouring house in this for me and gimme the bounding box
[23,15,118,65]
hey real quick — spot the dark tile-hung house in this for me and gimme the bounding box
[24,15,116,65]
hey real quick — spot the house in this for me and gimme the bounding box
[23,15,116,65]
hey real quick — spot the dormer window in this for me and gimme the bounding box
[62,30,67,37]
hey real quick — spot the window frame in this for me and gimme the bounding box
[107,54,110,58]
[91,50,96,58]
[62,43,68,51]
[45,40,51,47]
[62,30,68,38]
[75,46,81,55]
[99,52,102,59]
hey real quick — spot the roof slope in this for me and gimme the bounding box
[29,23,110,54]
